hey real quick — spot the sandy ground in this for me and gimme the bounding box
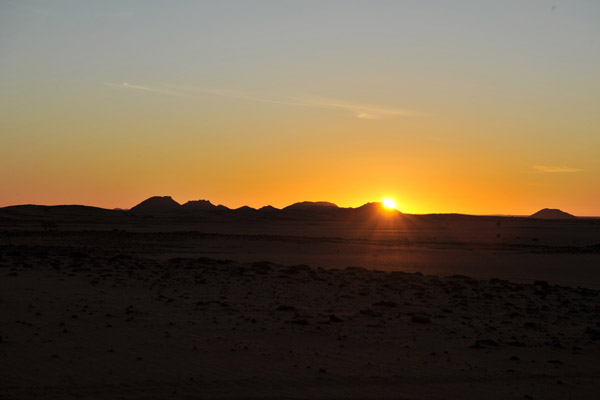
[3,228,600,288]
[1,232,600,399]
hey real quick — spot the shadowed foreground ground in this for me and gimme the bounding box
[1,239,599,399]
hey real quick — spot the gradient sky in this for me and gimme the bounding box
[1,0,599,215]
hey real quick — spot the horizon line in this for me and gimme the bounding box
[0,197,594,218]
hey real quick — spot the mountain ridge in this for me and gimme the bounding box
[0,197,586,219]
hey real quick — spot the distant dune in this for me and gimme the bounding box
[530,208,576,219]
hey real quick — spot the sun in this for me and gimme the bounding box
[382,198,396,210]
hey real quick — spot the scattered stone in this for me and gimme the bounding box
[329,314,343,323]
[508,341,527,347]
[534,280,550,289]
[287,319,309,326]
[250,261,273,272]
[411,314,430,324]
[277,305,297,312]
[470,339,499,349]
[450,274,470,280]
[360,309,382,318]
[372,301,397,308]
[585,327,600,339]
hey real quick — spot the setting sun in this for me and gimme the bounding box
[382,198,396,210]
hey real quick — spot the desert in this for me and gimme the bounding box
[1,200,600,399]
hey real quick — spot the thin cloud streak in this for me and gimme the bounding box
[533,165,582,173]
[110,82,423,119]
[106,82,184,97]
[297,96,424,119]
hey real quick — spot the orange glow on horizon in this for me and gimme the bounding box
[1,3,598,217]
[382,198,397,210]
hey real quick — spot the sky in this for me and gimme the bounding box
[1,0,599,215]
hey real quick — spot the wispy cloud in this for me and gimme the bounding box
[109,82,423,119]
[533,165,582,173]
[105,82,184,97]
[296,96,423,119]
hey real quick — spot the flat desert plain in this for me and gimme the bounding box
[1,215,600,399]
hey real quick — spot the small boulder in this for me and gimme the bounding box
[411,313,431,324]
[329,315,343,323]
[277,305,297,312]
[372,301,397,308]
[470,339,499,349]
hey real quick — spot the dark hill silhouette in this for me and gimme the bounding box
[258,205,279,212]
[0,205,123,229]
[181,199,215,210]
[130,196,180,213]
[0,204,118,217]
[283,201,338,211]
[530,208,576,219]
[234,205,256,212]
[8,196,590,224]
[353,202,402,219]
[355,202,401,214]
[181,200,229,211]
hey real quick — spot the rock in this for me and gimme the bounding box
[411,314,431,324]
[250,261,273,272]
[450,274,471,280]
[584,327,600,339]
[508,341,527,347]
[287,319,309,326]
[534,280,550,289]
[470,339,499,348]
[360,309,382,318]
[372,301,397,308]
[277,305,297,312]
[329,315,343,323]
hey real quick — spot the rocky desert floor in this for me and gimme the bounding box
[1,230,600,399]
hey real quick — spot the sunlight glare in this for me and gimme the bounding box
[382,198,396,210]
